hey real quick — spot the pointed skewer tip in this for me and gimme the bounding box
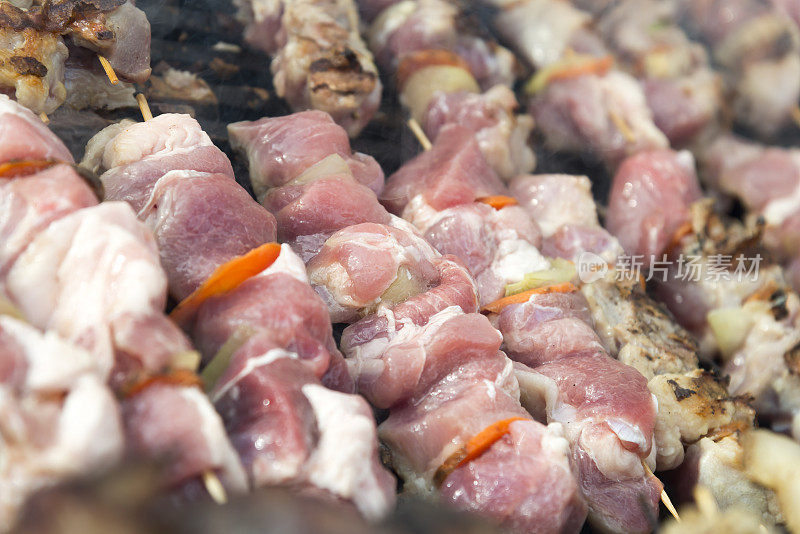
[136,93,153,122]
[642,460,681,523]
[98,55,119,85]
[202,470,227,505]
[407,118,432,151]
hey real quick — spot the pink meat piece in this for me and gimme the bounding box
[606,149,702,264]
[422,203,543,305]
[441,419,587,534]
[227,111,384,197]
[515,354,660,533]
[572,443,662,534]
[509,174,623,263]
[98,1,152,84]
[192,269,352,393]
[379,380,530,478]
[534,352,656,458]
[307,221,440,322]
[493,292,605,367]
[358,0,401,21]
[212,340,320,487]
[677,0,769,47]
[123,383,248,492]
[345,311,508,409]
[101,146,235,213]
[529,72,668,169]
[139,170,277,301]
[382,125,506,214]
[643,72,720,147]
[4,202,192,389]
[509,174,599,237]
[212,334,396,519]
[369,0,456,69]
[340,256,479,353]
[542,225,623,265]
[704,136,800,211]
[423,88,535,181]
[0,165,96,280]
[262,175,391,262]
[94,115,236,212]
[0,95,74,163]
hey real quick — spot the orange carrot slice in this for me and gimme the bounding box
[125,368,204,398]
[434,417,527,485]
[171,242,282,325]
[476,195,519,210]
[397,49,471,89]
[525,55,613,94]
[0,160,58,178]
[548,55,613,83]
[482,282,578,314]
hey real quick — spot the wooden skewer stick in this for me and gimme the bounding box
[407,118,432,151]
[791,105,800,129]
[137,93,153,121]
[38,113,49,124]
[608,109,636,143]
[98,55,119,85]
[202,470,228,504]
[643,460,681,523]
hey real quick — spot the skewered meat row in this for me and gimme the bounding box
[365,0,535,180]
[476,0,668,169]
[360,5,780,523]
[573,0,800,138]
[229,110,589,533]
[380,123,666,532]
[0,0,150,114]
[232,0,381,137]
[82,112,396,520]
[0,95,249,529]
[605,148,793,523]
[563,0,724,149]
[512,167,781,524]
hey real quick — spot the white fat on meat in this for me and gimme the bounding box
[257,243,309,283]
[0,317,99,389]
[301,384,396,521]
[402,195,446,234]
[178,388,249,493]
[492,0,591,68]
[762,182,800,226]
[99,114,214,170]
[348,305,475,370]
[492,236,550,287]
[5,202,168,374]
[0,317,123,531]
[310,223,437,310]
[404,194,549,287]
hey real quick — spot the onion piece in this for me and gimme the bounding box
[401,65,479,123]
[364,266,425,315]
[0,295,25,321]
[742,429,800,533]
[504,258,577,297]
[707,307,754,359]
[289,154,352,186]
